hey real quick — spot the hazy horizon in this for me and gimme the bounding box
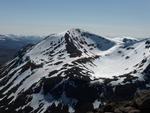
[0,0,150,38]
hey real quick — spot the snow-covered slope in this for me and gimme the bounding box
[0,28,150,113]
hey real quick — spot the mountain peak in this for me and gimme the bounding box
[66,28,84,33]
[1,29,150,113]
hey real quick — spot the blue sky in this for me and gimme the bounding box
[0,0,150,37]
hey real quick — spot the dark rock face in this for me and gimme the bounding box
[145,40,150,48]
[143,64,150,80]
[45,103,69,113]
[114,84,137,99]
[42,74,100,103]
[42,76,63,96]
[64,33,82,57]
[75,102,94,113]
[64,79,101,103]
[139,99,150,112]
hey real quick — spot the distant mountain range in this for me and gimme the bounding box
[0,29,150,113]
[0,34,43,65]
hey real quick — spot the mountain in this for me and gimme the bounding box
[0,28,150,113]
[0,35,42,65]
